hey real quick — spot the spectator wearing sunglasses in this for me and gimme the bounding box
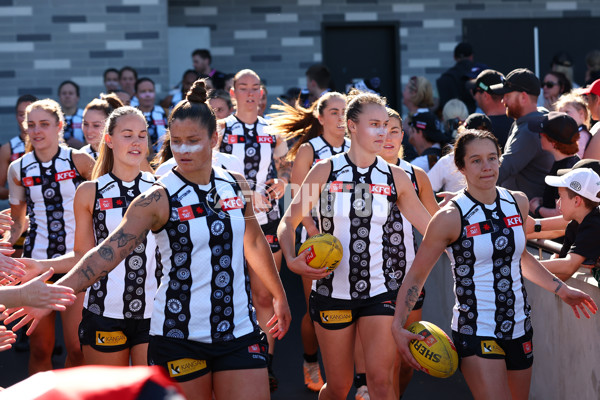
[541,71,572,111]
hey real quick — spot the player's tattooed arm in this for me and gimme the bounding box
[134,190,162,207]
[98,245,114,261]
[109,228,137,248]
[274,155,291,183]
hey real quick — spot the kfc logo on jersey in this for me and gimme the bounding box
[370,184,391,195]
[220,197,244,211]
[257,135,273,144]
[55,170,76,182]
[503,215,522,228]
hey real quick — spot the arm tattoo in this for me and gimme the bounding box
[275,156,291,183]
[109,229,137,248]
[552,277,563,294]
[79,264,95,282]
[405,285,420,312]
[135,191,162,207]
[98,245,114,261]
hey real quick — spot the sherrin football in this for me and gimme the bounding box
[407,321,458,378]
[298,233,343,272]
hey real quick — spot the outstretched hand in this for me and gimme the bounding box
[559,285,598,319]
[266,295,291,340]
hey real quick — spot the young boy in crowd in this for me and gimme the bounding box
[541,159,600,282]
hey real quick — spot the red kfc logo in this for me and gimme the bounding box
[257,136,273,144]
[177,206,194,221]
[504,215,522,228]
[221,197,244,211]
[370,184,391,195]
[55,170,76,182]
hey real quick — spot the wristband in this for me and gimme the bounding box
[534,219,542,233]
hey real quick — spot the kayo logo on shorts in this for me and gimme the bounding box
[320,310,352,324]
[481,340,505,355]
[168,358,207,378]
[96,331,127,346]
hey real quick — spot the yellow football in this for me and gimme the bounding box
[298,233,343,272]
[407,321,458,378]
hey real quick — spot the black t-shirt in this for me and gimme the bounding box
[542,156,580,209]
[559,207,600,264]
[488,114,513,151]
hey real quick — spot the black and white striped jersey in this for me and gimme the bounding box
[448,187,531,339]
[81,144,98,160]
[383,158,420,286]
[63,108,85,143]
[300,136,351,242]
[85,171,158,320]
[308,136,351,167]
[140,105,167,153]
[9,135,25,162]
[151,166,258,343]
[219,115,279,225]
[20,146,85,259]
[315,153,399,300]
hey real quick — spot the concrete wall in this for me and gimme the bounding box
[422,248,600,399]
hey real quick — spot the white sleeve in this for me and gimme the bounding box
[7,161,25,205]
[427,156,446,192]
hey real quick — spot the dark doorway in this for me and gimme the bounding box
[322,22,400,110]
[463,18,600,85]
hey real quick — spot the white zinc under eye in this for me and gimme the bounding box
[366,126,386,136]
[171,143,203,153]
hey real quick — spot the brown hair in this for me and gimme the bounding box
[91,106,147,179]
[386,107,404,160]
[405,76,434,109]
[24,99,65,153]
[84,93,123,118]
[565,187,600,209]
[454,129,501,170]
[269,92,346,161]
[345,89,387,128]
[542,132,580,156]
[169,78,216,138]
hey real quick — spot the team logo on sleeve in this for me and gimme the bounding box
[98,196,127,210]
[55,170,76,182]
[177,202,209,221]
[22,176,42,187]
[503,215,522,228]
[465,219,495,237]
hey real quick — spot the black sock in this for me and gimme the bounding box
[354,373,367,388]
[303,352,318,363]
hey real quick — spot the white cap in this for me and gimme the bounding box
[545,168,600,202]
